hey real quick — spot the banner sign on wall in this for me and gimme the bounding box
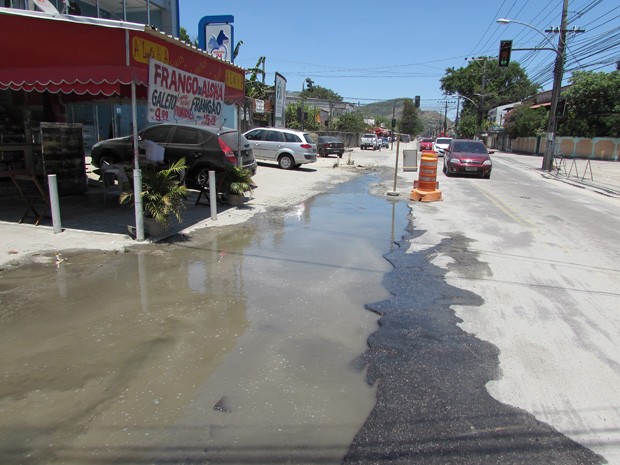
[148,59,225,126]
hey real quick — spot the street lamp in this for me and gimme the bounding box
[497,11,568,172]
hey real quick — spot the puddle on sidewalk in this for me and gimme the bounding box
[0,174,410,464]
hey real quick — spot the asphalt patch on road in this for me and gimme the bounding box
[344,224,605,464]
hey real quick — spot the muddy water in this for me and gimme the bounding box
[0,174,409,464]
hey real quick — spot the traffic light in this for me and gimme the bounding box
[498,40,512,67]
[391,118,396,128]
[305,78,314,92]
[414,95,420,108]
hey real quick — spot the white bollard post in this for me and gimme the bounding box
[209,170,217,221]
[47,174,62,233]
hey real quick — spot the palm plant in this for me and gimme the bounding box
[120,158,189,226]
[221,165,254,196]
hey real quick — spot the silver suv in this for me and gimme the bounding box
[243,127,317,169]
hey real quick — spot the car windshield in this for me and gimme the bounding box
[436,138,452,144]
[364,134,375,138]
[452,141,487,154]
[422,139,433,143]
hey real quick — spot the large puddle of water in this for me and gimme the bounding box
[0,174,410,464]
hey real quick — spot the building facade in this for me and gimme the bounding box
[1,0,180,151]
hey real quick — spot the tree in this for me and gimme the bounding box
[455,112,479,139]
[285,102,322,131]
[398,98,423,135]
[300,85,343,102]
[245,57,270,100]
[179,27,198,47]
[558,70,620,137]
[504,104,547,139]
[441,58,539,135]
[333,111,368,133]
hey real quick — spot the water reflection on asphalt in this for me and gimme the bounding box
[0,174,410,464]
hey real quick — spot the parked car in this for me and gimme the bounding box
[420,138,434,151]
[243,127,317,170]
[380,137,389,148]
[360,133,380,150]
[433,137,453,156]
[317,136,345,158]
[90,123,257,188]
[443,139,493,179]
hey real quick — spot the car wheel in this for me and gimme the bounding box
[97,153,116,168]
[278,154,295,170]
[193,167,214,188]
[338,153,343,158]
[484,173,491,179]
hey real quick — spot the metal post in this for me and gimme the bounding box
[542,0,569,172]
[387,135,400,196]
[300,80,305,131]
[125,28,144,241]
[209,170,217,220]
[47,174,62,233]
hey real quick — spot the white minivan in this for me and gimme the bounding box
[243,127,317,170]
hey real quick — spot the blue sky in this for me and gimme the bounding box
[179,0,619,118]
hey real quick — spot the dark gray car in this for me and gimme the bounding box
[90,124,257,187]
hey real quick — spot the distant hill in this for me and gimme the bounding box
[358,98,450,132]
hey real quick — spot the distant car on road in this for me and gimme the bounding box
[380,137,389,148]
[243,127,317,170]
[443,139,493,179]
[360,133,380,150]
[433,137,453,156]
[90,123,257,188]
[317,136,345,158]
[420,138,434,151]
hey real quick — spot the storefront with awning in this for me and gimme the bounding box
[0,6,246,239]
[0,6,245,125]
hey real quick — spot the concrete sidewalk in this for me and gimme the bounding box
[493,151,620,198]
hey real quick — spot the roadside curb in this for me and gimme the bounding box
[541,172,620,199]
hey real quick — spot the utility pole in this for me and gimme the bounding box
[542,0,569,172]
[478,58,487,139]
[454,95,461,135]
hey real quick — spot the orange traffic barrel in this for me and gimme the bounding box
[411,150,442,202]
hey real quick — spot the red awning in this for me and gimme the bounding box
[0,7,245,104]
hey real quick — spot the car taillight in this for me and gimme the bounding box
[219,137,238,164]
[300,144,312,149]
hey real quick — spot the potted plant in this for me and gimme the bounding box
[120,158,189,236]
[220,165,254,206]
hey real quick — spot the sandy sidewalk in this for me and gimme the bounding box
[1,145,414,268]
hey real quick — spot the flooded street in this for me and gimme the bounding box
[0,173,410,464]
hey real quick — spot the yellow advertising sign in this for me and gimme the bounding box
[225,69,244,91]
[132,37,169,65]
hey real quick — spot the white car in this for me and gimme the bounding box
[433,137,453,156]
[243,127,317,170]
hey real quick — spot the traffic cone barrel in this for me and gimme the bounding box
[411,150,442,202]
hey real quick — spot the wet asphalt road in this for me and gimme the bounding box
[0,162,612,464]
[343,230,605,464]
